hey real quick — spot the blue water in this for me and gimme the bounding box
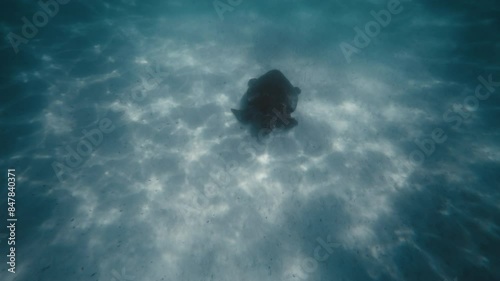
[1,0,499,280]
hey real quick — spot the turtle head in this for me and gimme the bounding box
[248,78,258,88]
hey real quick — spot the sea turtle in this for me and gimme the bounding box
[231,69,301,136]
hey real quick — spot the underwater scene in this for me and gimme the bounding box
[1,0,499,280]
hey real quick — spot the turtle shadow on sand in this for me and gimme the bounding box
[231,69,301,138]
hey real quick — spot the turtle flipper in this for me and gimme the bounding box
[232,109,249,123]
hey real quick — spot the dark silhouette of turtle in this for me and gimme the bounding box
[231,69,301,137]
